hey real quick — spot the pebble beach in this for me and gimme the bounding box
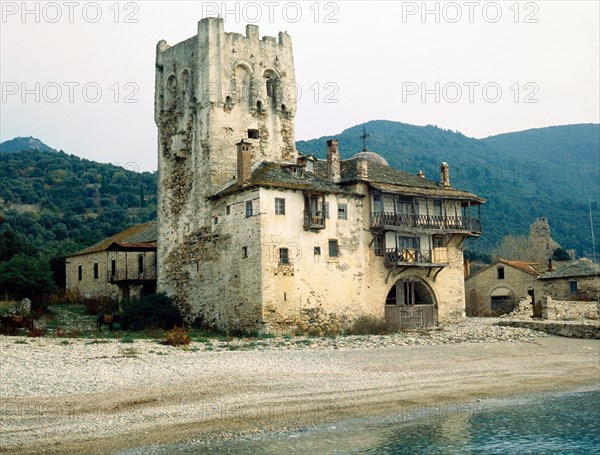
[1,318,598,455]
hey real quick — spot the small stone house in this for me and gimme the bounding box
[534,259,600,301]
[465,259,541,315]
[65,221,157,300]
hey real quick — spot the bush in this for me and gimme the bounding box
[120,293,182,331]
[162,327,191,346]
[347,315,389,335]
[83,296,119,316]
[28,326,46,337]
[49,290,84,306]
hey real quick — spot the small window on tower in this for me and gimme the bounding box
[248,129,259,139]
[329,239,339,258]
[242,246,248,259]
[245,201,253,218]
[279,248,289,265]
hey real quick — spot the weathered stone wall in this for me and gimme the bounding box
[156,18,298,324]
[259,186,369,333]
[465,264,537,315]
[65,251,156,300]
[541,298,599,321]
[258,184,468,334]
[498,319,600,339]
[534,276,599,301]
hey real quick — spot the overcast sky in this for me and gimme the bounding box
[1,1,598,171]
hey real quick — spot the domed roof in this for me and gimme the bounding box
[350,150,389,166]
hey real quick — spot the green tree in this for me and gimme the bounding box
[0,254,57,302]
[552,248,572,261]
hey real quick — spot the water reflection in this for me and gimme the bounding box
[120,391,600,455]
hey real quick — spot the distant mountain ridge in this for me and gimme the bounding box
[0,136,57,154]
[1,122,598,258]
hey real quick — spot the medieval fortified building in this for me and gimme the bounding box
[151,17,484,334]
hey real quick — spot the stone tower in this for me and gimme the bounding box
[529,217,560,261]
[155,18,297,300]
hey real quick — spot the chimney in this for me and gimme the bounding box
[357,160,369,180]
[326,139,340,183]
[440,162,450,187]
[464,258,471,278]
[547,258,553,272]
[417,170,425,179]
[237,139,252,186]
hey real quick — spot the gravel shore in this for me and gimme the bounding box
[1,318,598,455]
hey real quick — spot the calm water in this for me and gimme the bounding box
[121,390,600,454]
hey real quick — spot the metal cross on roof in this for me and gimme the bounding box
[359,125,370,151]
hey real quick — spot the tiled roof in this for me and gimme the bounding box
[369,182,484,202]
[498,259,542,277]
[340,158,442,188]
[539,260,600,280]
[213,156,484,203]
[106,241,157,251]
[212,162,360,198]
[69,221,158,257]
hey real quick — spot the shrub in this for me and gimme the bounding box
[49,289,84,306]
[83,296,119,316]
[120,293,182,331]
[162,327,191,346]
[348,315,389,335]
[27,326,47,337]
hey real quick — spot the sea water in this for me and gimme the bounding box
[121,389,600,454]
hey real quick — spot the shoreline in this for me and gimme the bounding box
[1,321,599,454]
[126,385,600,453]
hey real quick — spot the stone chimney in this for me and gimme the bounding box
[440,162,450,187]
[326,140,340,183]
[464,258,471,278]
[237,139,252,186]
[417,170,425,179]
[357,160,369,180]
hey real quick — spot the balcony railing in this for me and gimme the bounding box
[371,212,481,234]
[304,210,325,229]
[107,269,157,283]
[384,247,449,267]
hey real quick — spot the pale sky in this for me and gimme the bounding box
[1,1,599,171]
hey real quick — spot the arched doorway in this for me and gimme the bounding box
[385,277,437,330]
[489,287,515,314]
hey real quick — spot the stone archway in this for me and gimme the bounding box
[385,277,437,330]
[489,286,516,314]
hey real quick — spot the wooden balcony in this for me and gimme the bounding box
[384,248,449,267]
[304,210,326,230]
[107,270,157,284]
[371,212,481,235]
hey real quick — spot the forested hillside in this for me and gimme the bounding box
[0,142,157,260]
